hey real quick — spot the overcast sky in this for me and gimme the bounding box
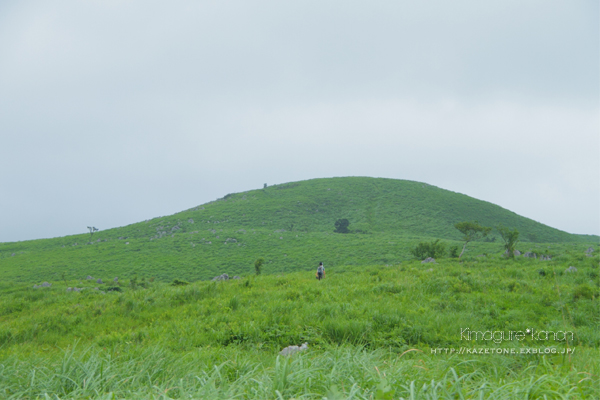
[0,0,598,243]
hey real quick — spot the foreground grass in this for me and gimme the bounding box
[1,345,597,399]
[0,254,598,398]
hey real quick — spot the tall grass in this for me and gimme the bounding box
[0,345,597,399]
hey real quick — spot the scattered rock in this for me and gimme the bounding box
[504,250,521,256]
[86,276,94,280]
[33,282,51,289]
[212,273,230,281]
[232,276,241,279]
[97,278,103,284]
[280,343,308,356]
[188,219,194,224]
[421,257,435,263]
[586,247,594,254]
[523,252,537,259]
[566,266,577,273]
[114,277,118,283]
[11,253,15,256]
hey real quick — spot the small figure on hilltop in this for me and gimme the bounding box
[316,262,325,280]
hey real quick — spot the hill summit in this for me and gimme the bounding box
[0,177,595,283]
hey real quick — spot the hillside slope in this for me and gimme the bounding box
[0,177,596,283]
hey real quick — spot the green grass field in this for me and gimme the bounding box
[0,177,598,399]
[0,253,598,398]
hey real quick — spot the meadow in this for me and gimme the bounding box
[0,250,598,399]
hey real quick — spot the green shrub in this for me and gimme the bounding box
[411,239,446,260]
[449,246,459,258]
[254,258,264,275]
[573,284,594,300]
[171,279,189,286]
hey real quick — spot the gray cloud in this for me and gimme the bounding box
[0,0,598,242]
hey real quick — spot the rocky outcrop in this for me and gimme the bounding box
[280,342,308,356]
[421,257,435,263]
[212,273,230,281]
[211,274,241,281]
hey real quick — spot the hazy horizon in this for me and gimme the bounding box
[1,1,598,242]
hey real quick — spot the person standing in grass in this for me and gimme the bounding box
[316,262,325,280]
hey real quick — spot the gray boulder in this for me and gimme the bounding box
[212,273,230,281]
[114,277,118,283]
[539,255,551,261]
[232,276,241,279]
[523,252,537,259]
[566,266,577,273]
[421,257,435,263]
[280,342,308,356]
[86,275,94,280]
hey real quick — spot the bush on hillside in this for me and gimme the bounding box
[449,246,459,258]
[334,219,350,233]
[171,279,189,286]
[254,258,265,275]
[411,239,446,260]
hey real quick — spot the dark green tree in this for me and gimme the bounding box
[87,226,99,240]
[454,221,491,259]
[497,224,520,259]
[254,258,265,275]
[334,218,350,233]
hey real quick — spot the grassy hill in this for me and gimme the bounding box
[0,176,598,399]
[0,177,597,283]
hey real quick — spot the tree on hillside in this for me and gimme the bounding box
[254,258,265,275]
[87,226,99,240]
[497,224,519,259]
[454,221,491,260]
[334,219,350,233]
